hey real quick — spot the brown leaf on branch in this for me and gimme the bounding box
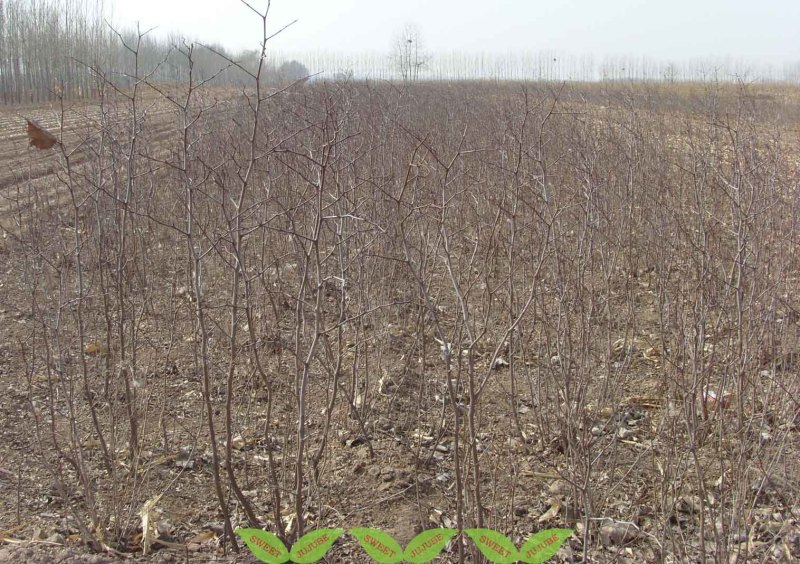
[25,119,59,150]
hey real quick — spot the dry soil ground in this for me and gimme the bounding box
[1,82,799,563]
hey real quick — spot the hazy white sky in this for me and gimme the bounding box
[110,0,798,64]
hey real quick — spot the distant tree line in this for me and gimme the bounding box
[1,0,797,105]
[0,0,310,104]
[294,49,800,84]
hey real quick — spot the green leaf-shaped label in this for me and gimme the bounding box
[349,528,404,563]
[290,529,343,563]
[403,528,457,563]
[519,528,573,563]
[236,528,289,563]
[464,529,520,563]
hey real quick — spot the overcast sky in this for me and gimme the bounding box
[109,0,798,64]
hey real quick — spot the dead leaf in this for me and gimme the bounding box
[82,438,101,449]
[139,494,163,555]
[25,119,58,150]
[153,538,187,550]
[146,453,178,467]
[600,522,640,546]
[642,347,660,363]
[493,356,510,369]
[186,530,216,544]
[676,495,703,514]
[84,342,108,356]
[624,396,662,409]
[538,497,562,522]
[699,388,733,416]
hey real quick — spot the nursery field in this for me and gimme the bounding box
[0,79,799,563]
